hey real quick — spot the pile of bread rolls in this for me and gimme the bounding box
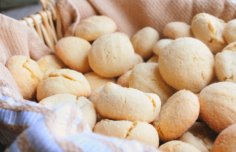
[6,13,236,151]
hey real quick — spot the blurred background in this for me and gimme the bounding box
[0,0,41,19]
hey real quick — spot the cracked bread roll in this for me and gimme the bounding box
[199,82,236,132]
[191,13,226,53]
[131,27,159,59]
[154,90,200,141]
[223,19,236,44]
[212,124,236,152]
[88,32,137,78]
[215,50,236,82]
[159,140,200,152]
[129,63,174,104]
[55,36,91,73]
[163,22,192,39]
[223,41,236,51]
[94,119,159,147]
[179,122,216,152]
[159,37,214,93]
[40,94,96,128]
[153,39,173,56]
[75,15,117,41]
[36,69,91,100]
[90,82,161,122]
[117,70,132,87]
[7,55,43,99]
[37,55,65,75]
[85,72,115,91]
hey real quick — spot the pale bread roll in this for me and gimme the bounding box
[223,19,236,44]
[199,82,236,132]
[88,32,137,78]
[37,69,91,100]
[131,27,159,59]
[40,94,96,128]
[55,36,91,73]
[37,55,65,75]
[163,22,192,39]
[215,50,236,82]
[223,41,236,51]
[147,56,158,63]
[129,63,174,104]
[159,140,200,152]
[212,124,236,152]
[85,72,115,91]
[94,119,159,147]
[153,39,173,56]
[154,90,200,141]
[90,82,161,122]
[191,13,226,53]
[117,70,132,87]
[159,37,214,93]
[7,55,43,99]
[75,15,117,41]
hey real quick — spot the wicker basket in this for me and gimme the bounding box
[20,0,59,50]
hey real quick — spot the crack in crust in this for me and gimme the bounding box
[125,122,138,138]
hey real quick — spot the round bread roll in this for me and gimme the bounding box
[163,22,192,39]
[215,50,236,82]
[199,82,236,132]
[117,70,132,87]
[159,37,214,93]
[154,90,200,141]
[223,41,236,51]
[179,122,216,152]
[55,36,91,73]
[94,119,159,147]
[37,55,65,75]
[85,72,115,91]
[212,124,236,152]
[129,63,174,104]
[147,56,158,63]
[223,19,236,44]
[7,55,43,99]
[131,27,159,59]
[75,15,117,41]
[159,140,200,152]
[153,39,173,56]
[191,13,226,53]
[37,69,91,100]
[40,94,96,128]
[90,82,161,122]
[88,32,137,78]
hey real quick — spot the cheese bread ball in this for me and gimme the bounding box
[215,50,236,82]
[117,70,132,87]
[159,140,200,152]
[75,15,117,41]
[37,69,91,100]
[199,82,236,132]
[159,37,214,93]
[85,72,115,91]
[191,13,226,53]
[40,94,96,128]
[223,19,236,43]
[55,36,91,73]
[94,119,159,147]
[212,124,236,152]
[179,122,216,152]
[154,90,200,141]
[163,22,192,39]
[37,55,65,75]
[90,82,161,122]
[131,27,159,59]
[153,39,173,56]
[88,32,137,78]
[223,41,236,51]
[7,55,43,99]
[129,63,174,104]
